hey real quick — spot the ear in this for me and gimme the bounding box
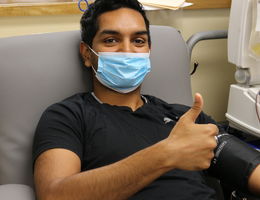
[80,41,92,68]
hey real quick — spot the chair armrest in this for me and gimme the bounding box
[0,184,35,200]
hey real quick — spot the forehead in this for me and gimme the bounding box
[96,8,147,34]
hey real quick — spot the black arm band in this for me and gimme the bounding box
[208,133,260,191]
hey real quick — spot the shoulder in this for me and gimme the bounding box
[44,92,96,116]
[143,95,217,125]
[144,94,190,114]
[37,92,101,131]
[46,92,90,111]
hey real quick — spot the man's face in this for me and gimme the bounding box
[86,7,150,68]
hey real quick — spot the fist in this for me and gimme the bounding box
[165,93,218,171]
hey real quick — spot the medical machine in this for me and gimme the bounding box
[226,0,260,137]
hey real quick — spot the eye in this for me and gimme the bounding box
[133,38,146,46]
[104,38,118,44]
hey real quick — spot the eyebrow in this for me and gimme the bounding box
[135,31,149,36]
[99,29,148,36]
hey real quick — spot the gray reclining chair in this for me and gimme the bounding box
[0,25,223,200]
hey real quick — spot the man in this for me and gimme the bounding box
[33,0,260,199]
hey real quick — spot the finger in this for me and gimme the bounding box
[198,123,219,136]
[183,93,204,122]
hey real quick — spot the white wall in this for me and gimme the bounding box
[0,8,236,121]
[147,9,236,122]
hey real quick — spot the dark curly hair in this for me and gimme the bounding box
[80,0,151,47]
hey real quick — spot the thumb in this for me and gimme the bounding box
[183,93,204,122]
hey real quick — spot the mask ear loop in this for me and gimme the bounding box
[78,0,90,12]
[87,45,99,57]
[91,65,97,74]
[86,45,99,74]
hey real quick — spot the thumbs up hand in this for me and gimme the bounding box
[164,93,218,171]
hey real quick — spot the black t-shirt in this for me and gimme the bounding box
[33,92,219,200]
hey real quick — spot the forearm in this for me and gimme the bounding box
[41,141,171,200]
[248,164,260,196]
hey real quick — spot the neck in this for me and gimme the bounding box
[93,80,144,111]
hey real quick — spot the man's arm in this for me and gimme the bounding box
[34,93,218,200]
[34,143,171,200]
[248,164,260,195]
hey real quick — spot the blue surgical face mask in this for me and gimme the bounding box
[89,47,151,94]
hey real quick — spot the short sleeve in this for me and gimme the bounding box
[32,100,85,167]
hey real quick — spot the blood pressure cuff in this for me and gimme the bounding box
[208,133,260,192]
